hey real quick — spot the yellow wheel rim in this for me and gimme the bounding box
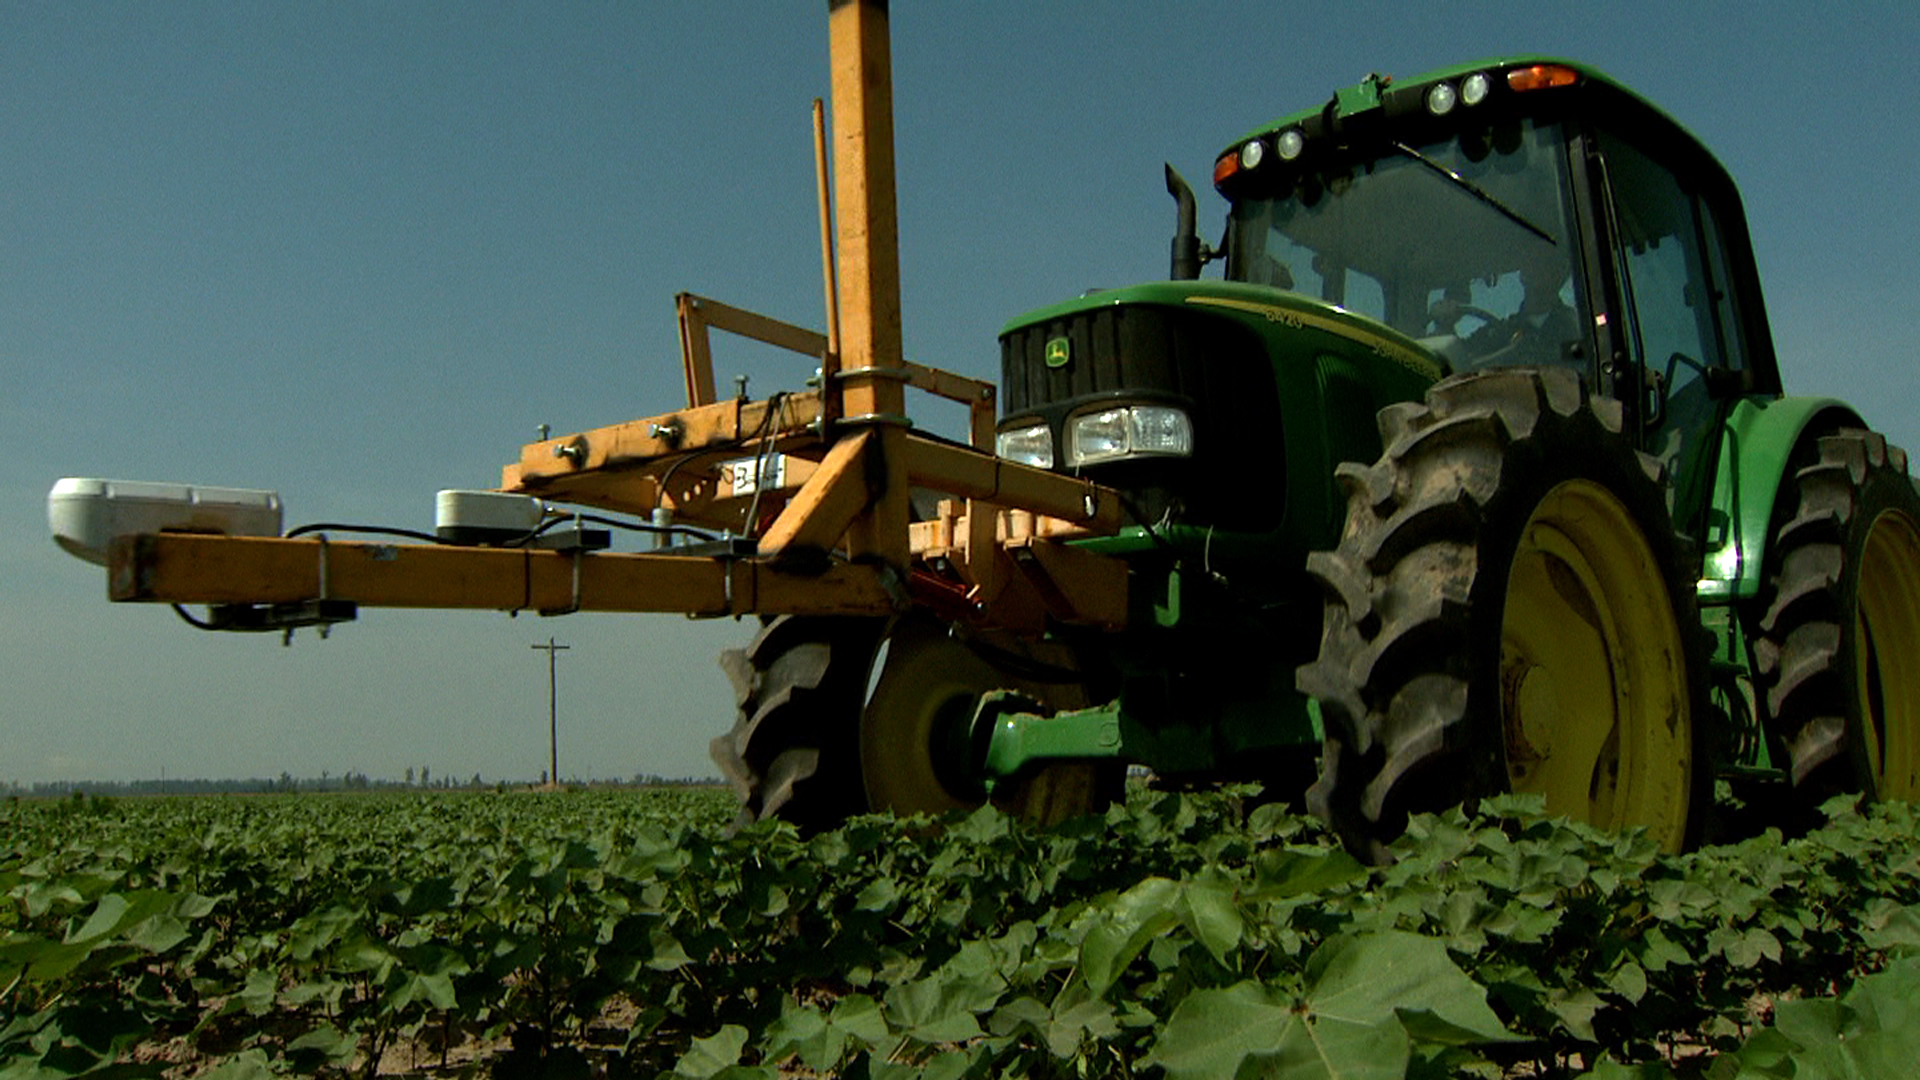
[1500,479,1693,850]
[1855,508,1920,801]
[861,623,988,817]
[862,622,1098,824]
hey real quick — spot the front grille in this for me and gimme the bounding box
[998,302,1281,531]
[1001,305,1221,415]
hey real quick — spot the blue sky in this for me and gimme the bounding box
[6,1,1917,786]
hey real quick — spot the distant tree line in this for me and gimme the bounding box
[2,772,720,798]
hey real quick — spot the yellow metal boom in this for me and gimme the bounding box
[99,0,1134,640]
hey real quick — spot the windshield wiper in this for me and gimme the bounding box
[1391,140,1557,246]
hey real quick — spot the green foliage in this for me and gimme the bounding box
[1142,930,1515,1080]
[3,787,1920,1077]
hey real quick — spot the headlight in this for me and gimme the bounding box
[1065,405,1193,466]
[995,423,1054,469]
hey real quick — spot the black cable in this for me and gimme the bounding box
[573,513,719,544]
[654,445,711,498]
[500,515,570,547]
[1113,491,1180,557]
[740,393,790,538]
[285,522,442,544]
[171,604,222,631]
[650,390,800,539]
[286,510,722,551]
[492,513,722,548]
[174,506,718,634]
[655,389,786,501]
[270,393,822,557]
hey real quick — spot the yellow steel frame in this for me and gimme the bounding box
[105,0,1132,637]
[113,310,1128,632]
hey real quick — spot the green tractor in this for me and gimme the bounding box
[736,57,1920,859]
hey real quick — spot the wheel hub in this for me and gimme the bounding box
[1501,479,1691,849]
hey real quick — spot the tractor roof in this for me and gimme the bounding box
[1219,56,1707,179]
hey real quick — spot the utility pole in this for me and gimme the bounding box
[531,637,570,787]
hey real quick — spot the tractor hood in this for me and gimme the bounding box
[995,281,1442,540]
[999,280,1444,390]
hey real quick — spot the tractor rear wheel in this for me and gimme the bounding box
[1297,368,1710,864]
[1754,429,1920,806]
[711,614,1112,829]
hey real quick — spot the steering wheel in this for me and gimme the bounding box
[1428,301,1525,364]
[1427,302,1502,336]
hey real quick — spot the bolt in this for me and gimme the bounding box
[734,374,750,401]
[537,424,551,441]
[553,440,587,464]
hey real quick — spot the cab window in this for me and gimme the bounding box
[1598,129,1749,522]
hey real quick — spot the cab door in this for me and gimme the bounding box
[1592,129,1757,542]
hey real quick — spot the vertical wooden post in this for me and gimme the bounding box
[827,0,909,571]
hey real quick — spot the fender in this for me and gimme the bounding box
[1697,395,1862,603]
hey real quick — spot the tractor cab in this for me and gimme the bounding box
[1207,58,1783,535]
[993,59,1784,556]
[1216,83,1589,377]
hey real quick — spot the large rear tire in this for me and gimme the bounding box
[710,614,1113,829]
[1297,368,1711,863]
[1753,430,1920,805]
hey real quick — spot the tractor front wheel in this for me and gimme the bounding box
[1297,368,1710,863]
[1754,429,1920,806]
[710,614,1112,829]
[710,615,883,831]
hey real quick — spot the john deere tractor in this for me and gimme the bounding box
[963,57,1920,859]
[54,6,1920,863]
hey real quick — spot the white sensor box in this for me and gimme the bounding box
[435,490,544,545]
[48,478,284,566]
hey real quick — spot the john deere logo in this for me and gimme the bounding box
[1044,336,1072,369]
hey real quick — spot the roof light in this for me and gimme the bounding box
[1239,139,1265,171]
[1461,71,1492,106]
[1506,64,1579,92]
[1276,128,1306,160]
[1213,151,1240,187]
[1426,81,1458,116]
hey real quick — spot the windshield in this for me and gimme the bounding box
[1226,118,1589,372]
